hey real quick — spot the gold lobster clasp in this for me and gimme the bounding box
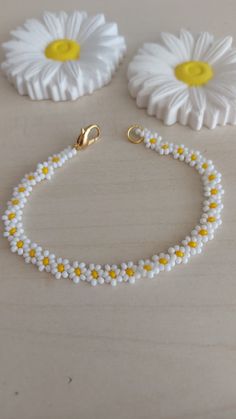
[74,124,101,150]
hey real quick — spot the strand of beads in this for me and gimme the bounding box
[2,129,223,286]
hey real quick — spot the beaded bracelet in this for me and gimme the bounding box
[2,124,224,286]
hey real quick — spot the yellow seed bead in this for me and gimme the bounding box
[159,257,168,265]
[28,175,35,180]
[42,167,49,175]
[202,163,208,169]
[29,249,36,257]
[12,199,19,205]
[18,187,26,193]
[199,229,208,236]
[52,157,60,163]
[75,267,81,276]
[17,240,24,248]
[126,268,134,277]
[191,154,197,161]
[109,270,117,278]
[188,241,197,248]
[92,270,99,279]
[175,250,184,258]
[211,188,218,195]
[208,174,216,181]
[207,216,216,223]
[9,227,17,235]
[57,264,64,273]
[209,202,218,209]
[177,147,184,155]
[149,138,156,144]
[143,264,152,271]
[43,257,49,266]
[161,144,169,150]
[8,213,15,220]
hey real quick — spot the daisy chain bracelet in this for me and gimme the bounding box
[2,124,224,286]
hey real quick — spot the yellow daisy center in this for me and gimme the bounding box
[126,268,134,277]
[159,257,168,265]
[161,144,169,150]
[17,240,24,248]
[177,147,184,155]
[45,39,81,62]
[207,216,216,223]
[75,267,81,276]
[188,241,197,248]
[52,156,60,163]
[202,163,208,169]
[28,175,35,181]
[92,270,99,279]
[199,229,208,236]
[209,202,218,209]
[42,167,49,175]
[208,174,216,181]
[143,264,152,271]
[9,227,17,235]
[109,270,117,279]
[43,257,49,266]
[11,199,19,205]
[175,61,214,86]
[29,249,36,258]
[57,263,65,273]
[149,138,157,144]
[175,250,184,258]
[211,188,218,195]
[8,212,16,220]
[191,154,197,161]
[18,186,26,193]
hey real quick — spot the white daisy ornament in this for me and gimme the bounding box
[128,29,236,130]
[2,10,126,101]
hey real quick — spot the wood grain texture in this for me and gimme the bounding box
[1,1,236,418]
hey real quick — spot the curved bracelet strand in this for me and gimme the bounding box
[2,124,224,286]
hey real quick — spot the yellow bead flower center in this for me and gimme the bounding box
[109,270,117,279]
[92,270,99,279]
[29,249,36,258]
[42,167,49,175]
[175,61,214,86]
[175,250,184,258]
[149,138,157,144]
[209,202,217,209]
[75,267,81,276]
[143,264,152,271]
[12,199,19,205]
[9,227,17,235]
[126,268,134,277]
[17,240,24,248]
[188,241,197,248]
[45,39,81,62]
[57,264,65,273]
[43,257,49,266]
[159,257,168,265]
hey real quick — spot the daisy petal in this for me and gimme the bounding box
[189,87,206,112]
[180,28,194,58]
[161,31,189,61]
[43,11,65,39]
[139,43,178,66]
[78,14,105,43]
[202,36,233,65]
[192,31,213,60]
[65,10,85,39]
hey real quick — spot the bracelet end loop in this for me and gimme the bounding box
[127,125,144,144]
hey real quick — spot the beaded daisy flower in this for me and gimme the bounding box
[128,29,236,130]
[1,10,126,101]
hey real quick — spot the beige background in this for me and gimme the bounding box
[1,1,236,418]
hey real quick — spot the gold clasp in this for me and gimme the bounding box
[74,124,101,150]
[127,125,144,144]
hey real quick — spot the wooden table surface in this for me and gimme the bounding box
[1,1,236,418]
